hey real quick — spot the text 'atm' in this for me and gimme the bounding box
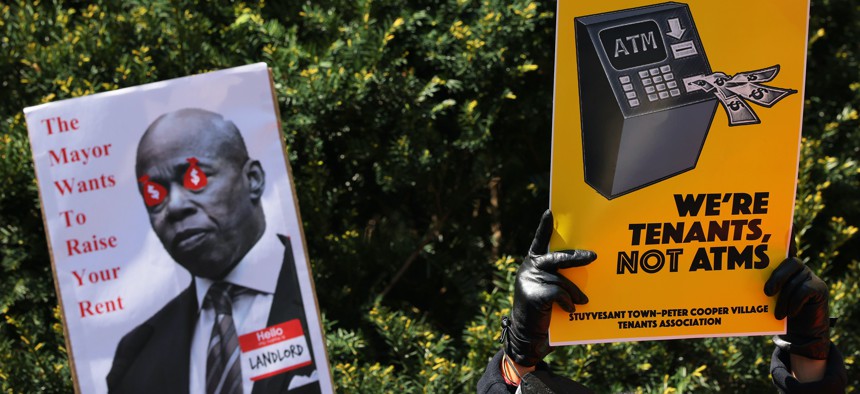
[575,2,717,199]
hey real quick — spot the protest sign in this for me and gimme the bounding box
[549,1,810,344]
[24,63,333,393]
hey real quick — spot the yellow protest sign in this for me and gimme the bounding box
[549,0,809,344]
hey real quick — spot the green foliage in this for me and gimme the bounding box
[0,0,857,393]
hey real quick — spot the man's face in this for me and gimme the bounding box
[137,136,259,279]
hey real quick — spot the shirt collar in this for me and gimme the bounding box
[194,221,284,311]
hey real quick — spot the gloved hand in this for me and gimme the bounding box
[764,257,830,360]
[504,210,597,367]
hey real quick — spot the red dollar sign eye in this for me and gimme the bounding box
[183,157,208,191]
[138,175,167,207]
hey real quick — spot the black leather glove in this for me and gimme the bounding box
[503,210,597,367]
[764,257,830,360]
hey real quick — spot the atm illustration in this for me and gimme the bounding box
[575,2,717,199]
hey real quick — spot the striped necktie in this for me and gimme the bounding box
[205,282,246,394]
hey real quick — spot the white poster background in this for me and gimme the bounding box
[24,63,332,394]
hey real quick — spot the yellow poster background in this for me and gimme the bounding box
[549,0,809,344]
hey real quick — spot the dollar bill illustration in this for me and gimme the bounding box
[715,89,760,126]
[686,77,715,92]
[685,65,795,126]
[724,83,797,107]
[727,65,781,84]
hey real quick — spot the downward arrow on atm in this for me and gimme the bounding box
[667,18,686,40]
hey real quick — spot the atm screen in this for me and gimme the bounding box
[599,21,667,70]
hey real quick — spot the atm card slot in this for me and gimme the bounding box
[670,41,698,59]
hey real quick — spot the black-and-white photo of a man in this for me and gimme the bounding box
[107,108,319,394]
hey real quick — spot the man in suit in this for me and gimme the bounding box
[107,108,320,393]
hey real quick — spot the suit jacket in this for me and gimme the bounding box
[107,236,320,394]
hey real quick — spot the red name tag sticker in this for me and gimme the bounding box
[239,319,313,381]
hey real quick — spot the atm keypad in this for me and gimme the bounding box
[634,65,679,104]
[621,65,682,107]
